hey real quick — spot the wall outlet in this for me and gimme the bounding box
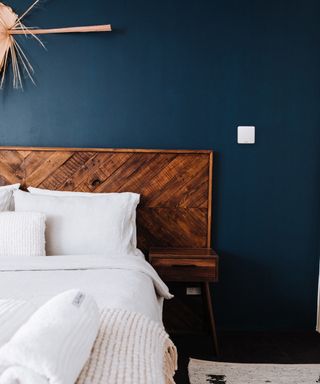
[186,287,201,295]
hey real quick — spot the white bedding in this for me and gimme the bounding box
[0,255,172,330]
[0,290,100,384]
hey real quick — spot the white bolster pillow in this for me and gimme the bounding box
[0,290,99,384]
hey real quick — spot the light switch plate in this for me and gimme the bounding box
[237,126,255,144]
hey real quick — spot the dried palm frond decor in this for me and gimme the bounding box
[0,0,111,89]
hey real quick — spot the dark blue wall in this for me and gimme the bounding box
[1,0,320,330]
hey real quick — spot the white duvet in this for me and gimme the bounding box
[0,254,172,332]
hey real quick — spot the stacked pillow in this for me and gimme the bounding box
[15,188,140,256]
[0,185,140,258]
[0,184,20,211]
[0,184,46,257]
[0,212,46,257]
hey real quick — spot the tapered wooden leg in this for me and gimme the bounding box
[203,282,219,357]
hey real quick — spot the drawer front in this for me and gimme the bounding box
[152,258,218,282]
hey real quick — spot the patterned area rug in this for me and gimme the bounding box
[188,358,320,384]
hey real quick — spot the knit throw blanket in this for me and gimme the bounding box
[77,309,178,384]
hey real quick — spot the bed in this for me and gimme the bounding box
[0,147,213,384]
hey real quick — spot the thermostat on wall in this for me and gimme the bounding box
[237,126,255,144]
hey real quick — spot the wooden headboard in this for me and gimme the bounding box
[0,147,213,251]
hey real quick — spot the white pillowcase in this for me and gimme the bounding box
[0,184,20,190]
[27,187,114,197]
[14,190,140,256]
[0,212,46,257]
[0,184,20,211]
[27,187,139,251]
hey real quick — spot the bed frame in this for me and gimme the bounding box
[0,147,213,252]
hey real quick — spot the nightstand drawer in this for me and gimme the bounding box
[152,257,218,282]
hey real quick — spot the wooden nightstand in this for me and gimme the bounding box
[149,247,219,356]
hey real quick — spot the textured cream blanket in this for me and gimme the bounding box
[77,309,177,384]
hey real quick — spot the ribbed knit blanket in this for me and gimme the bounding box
[77,309,177,384]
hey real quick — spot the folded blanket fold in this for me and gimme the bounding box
[0,289,99,384]
[0,299,36,348]
[0,366,48,384]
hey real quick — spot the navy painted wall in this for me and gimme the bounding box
[1,0,320,330]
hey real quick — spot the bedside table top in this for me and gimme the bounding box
[149,247,218,259]
[149,247,219,283]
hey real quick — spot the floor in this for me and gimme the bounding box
[172,331,320,383]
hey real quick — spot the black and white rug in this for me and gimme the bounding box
[188,358,320,384]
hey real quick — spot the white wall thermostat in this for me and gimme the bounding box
[237,126,255,144]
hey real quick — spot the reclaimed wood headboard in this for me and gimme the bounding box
[0,147,213,251]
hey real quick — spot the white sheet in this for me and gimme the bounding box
[0,255,172,329]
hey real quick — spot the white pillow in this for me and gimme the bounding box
[14,190,140,256]
[0,184,20,211]
[0,212,46,257]
[27,187,113,197]
[0,184,20,190]
[27,187,139,250]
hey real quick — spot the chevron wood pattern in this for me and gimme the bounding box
[0,147,213,251]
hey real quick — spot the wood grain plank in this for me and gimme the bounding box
[26,152,73,186]
[39,152,95,190]
[94,153,159,193]
[23,151,53,178]
[62,153,133,191]
[141,154,209,208]
[0,153,24,184]
[137,208,208,251]
[0,151,24,170]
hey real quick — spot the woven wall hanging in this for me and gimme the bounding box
[0,0,111,89]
